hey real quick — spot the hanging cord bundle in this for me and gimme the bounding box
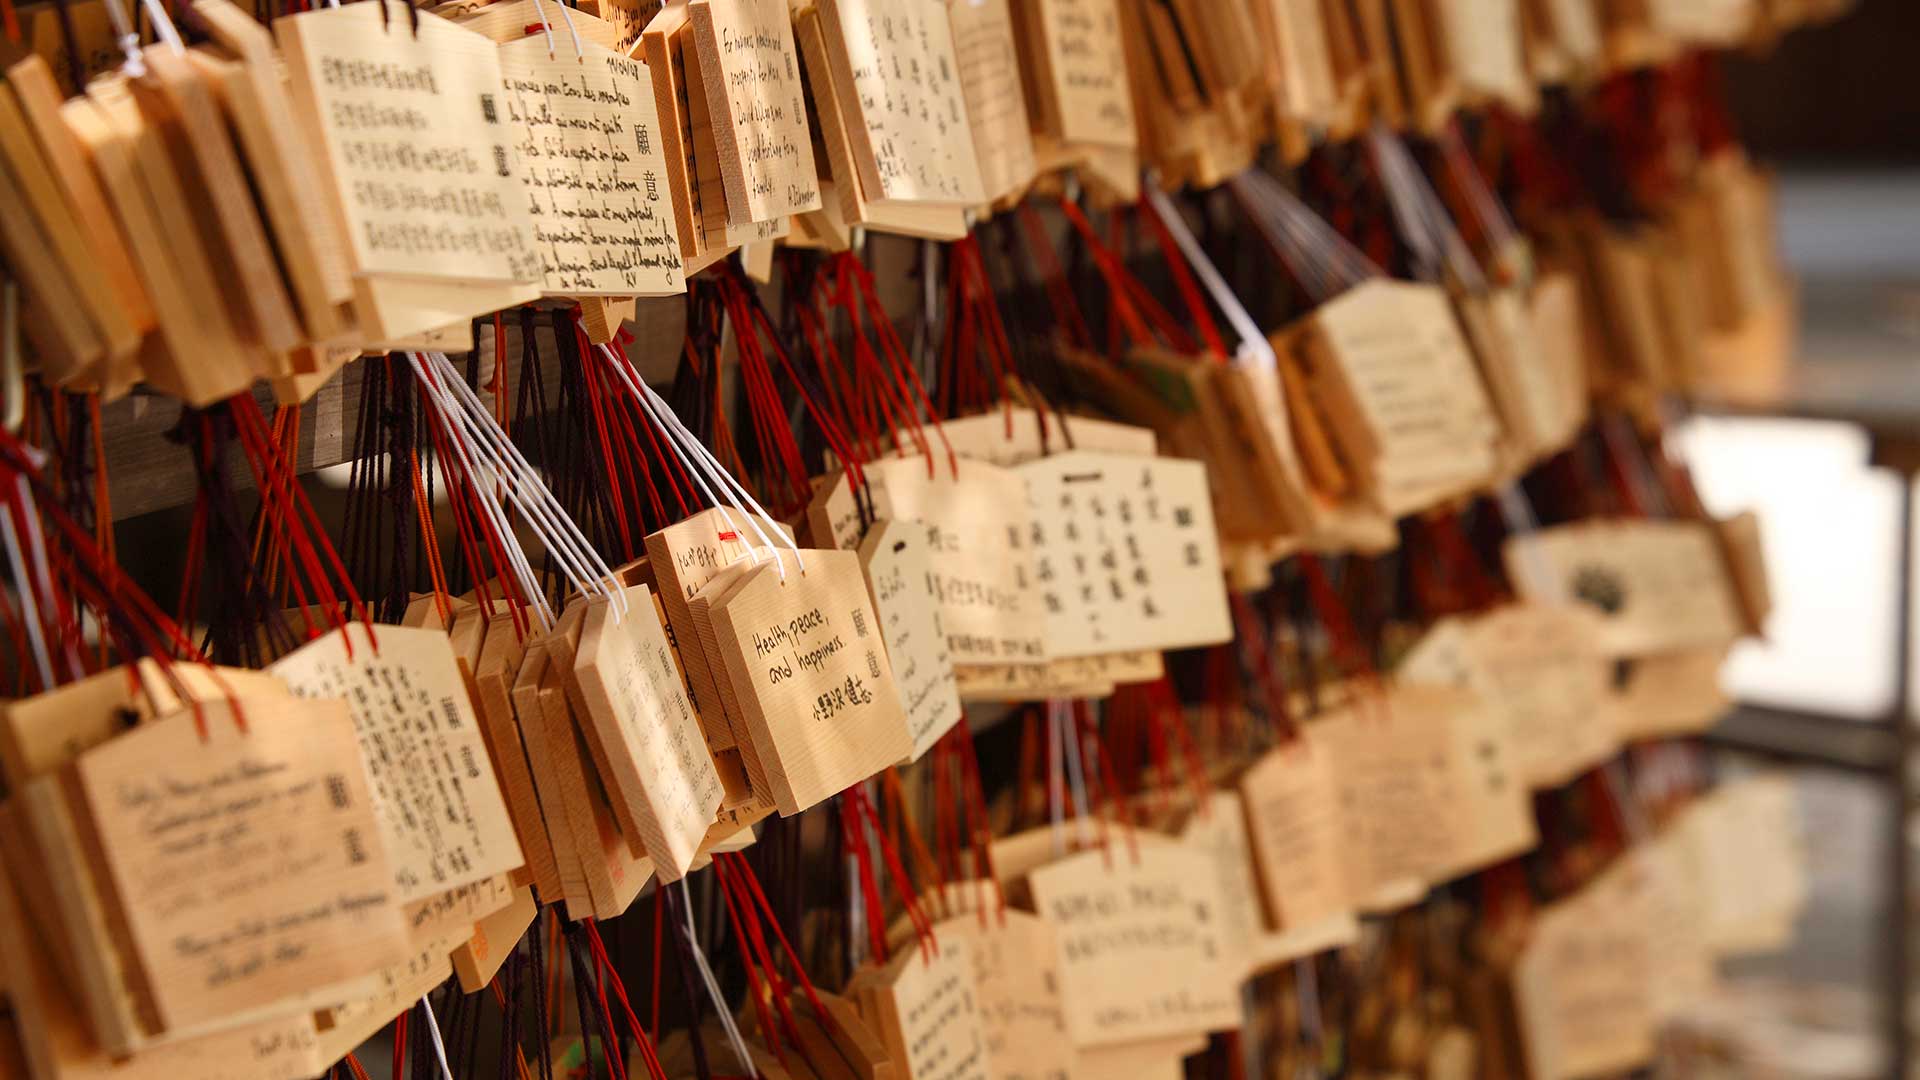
[793,252,955,479]
[338,355,444,623]
[934,236,1024,426]
[709,267,819,519]
[0,424,221,727]
[708,851,846,1078]
[1229,169,1383,306]
[173,393,375,665]
[841,779,937,967]
[407,349,624,632]
[1051,197,1197,360]
[924,725,1006,924]
[587,330,807,585]
[1432,121,1529,286]
[1366,127,1488,294]
[22,386,116,670]
[552,309,695,559]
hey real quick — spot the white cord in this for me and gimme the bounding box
[592,341,769,570]
[419,995,455,1080]
[597,338,804,578]
[1141,182,1278,370]
[1047,698,1066,859]
[678,880,756,1074]
[1230,170,1380,305]
[0,501,54,692]
[408,351,625,627]
[15,475,81,681]
[1059,700,1091,850]
[422,352,622,612]
[141,0,184,53]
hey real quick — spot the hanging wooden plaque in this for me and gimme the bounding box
[1400,604,1616,789]
[450,883,537,992]
[272,624,526,904]
[1512,884,1655,1080]
[1503,519,1745,657]
[277,2,540,284]
[946,0,1039,203]
[863,457,1046,668]
[72,698,410,1033]
[706,550,913,814]
[1013,0,1138,149]
[496,35,687,296]
[686,0,823,225]
[564,584,724,880]
[537,608,656,919]
[857,519,964,762]
[1291,280,1502,516]
[0,838,333,1080]
[471,611,562,896]
[646,510,792,755]
[509,642,590,911]
[1017,451,1233,658]
[815,0,987,206]
[927,905,1076,1080]
[1236,741,1353,933]
[848,935,990,1080]
[1027,843,1239,1048]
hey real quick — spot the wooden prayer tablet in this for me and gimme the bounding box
[1314,699,1450,909]
[1011,0,1138,149]
[537,609,655,919]
[191,0,357,342]
[0,832,335,1080]
[510,641,591,911]
[271,623,527,905]
[1211,361,1318,534]
[401,872,517,949]
[795,7,971,240]
[1399,604,1617,789]
[1169,792,1317,983]
[474,611,563,896]
[1026,842,1239,1048]
[278,1,540,286]
[72,697,411,1035]
[496,36,689,296]
[856,519,962,762]
[5,54,156,336]
[0,81,142,374]
[1502,519,1746,658]
[1288,279,1503,516]
[921,907,1075,1079]
[847,936,990,1080]
[134,44,302,360]
[1418,682,1538,879]
[1016,451,1234,658]
[73,78,260,407]
[563,584,725,881]
[1235,741,1355,932]
[1427,0,1534,111]
[645,508,796,793]
[686,0,823,225]
[1512,884,1656,1080]
[814,0,987,207]
[945,0,1038,204]
[704,549,913,815]
[451,883,537,992]
[0,108,106,384]
[859,457,1045,668]
[640,1,708,259]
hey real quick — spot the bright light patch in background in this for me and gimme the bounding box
[1674,415,1905,720]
